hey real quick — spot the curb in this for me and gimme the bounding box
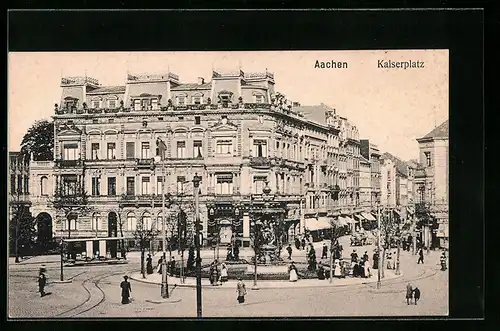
[145,298,182,304]
[130,272,404,290]
[50,280,73,284]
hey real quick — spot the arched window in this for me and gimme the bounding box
[91,213,101,231]
[40,176,48,196]
[142,212,151,231]
[127,212,136,231]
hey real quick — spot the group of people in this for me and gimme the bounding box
[350,249,372,278]
[145,253,178,276]
[209,260,229,286]
[406,283,421,305]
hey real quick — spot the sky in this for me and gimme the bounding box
[8,50,448,161]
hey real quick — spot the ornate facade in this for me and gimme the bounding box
[29,69,366,251]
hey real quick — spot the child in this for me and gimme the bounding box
[413,287,421,305]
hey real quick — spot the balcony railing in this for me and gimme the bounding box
[249,156,272,168]
[55,159,84,168]
[136,158,154,168]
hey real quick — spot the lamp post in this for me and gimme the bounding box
[154,139,169,299]
[251,219,262,290]
[192,173,203,319]
[395,220,401,276]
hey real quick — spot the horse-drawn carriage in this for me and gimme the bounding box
[350,232,368,246]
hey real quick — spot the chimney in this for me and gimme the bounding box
[197,77,205,85]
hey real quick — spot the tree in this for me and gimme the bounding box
[133,219,159,278]
[379,209,398,278]
[9,203,36,260]
[20,119,54,161]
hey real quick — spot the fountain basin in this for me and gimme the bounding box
[245,264,289,274]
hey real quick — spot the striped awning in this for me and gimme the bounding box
[332,217,348,227]
[361,212,376,221]
[305,217,331,231]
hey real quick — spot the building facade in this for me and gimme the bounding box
[360,140,381,209]
[359,156,371,208]
[380,158,397,208]
[9,152,31,220]
[415,119,449,248]
[29,70,372,251]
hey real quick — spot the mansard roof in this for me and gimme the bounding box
[87,86,126,95]
[381,152,410,177]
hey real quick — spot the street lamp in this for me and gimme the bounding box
[192,173,203,319]
[154,139,169,299]
[251,219,263,290]
[376,204,381,289]
[395,215,401,276]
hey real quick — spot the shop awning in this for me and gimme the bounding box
[305,217,331,231]
[343,215,356,224]
[392,209,401,217]
[361,212,376,221]
[333,217,348,227]
[354,214,364,220]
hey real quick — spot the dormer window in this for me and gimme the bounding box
[108,99,116,109]
[255,94,264,104]
[177,96,185,106]
[92,100,101,109]
[193,96,201,105]
[134,99,141,111]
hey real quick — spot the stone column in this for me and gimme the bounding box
[243,213,250,238]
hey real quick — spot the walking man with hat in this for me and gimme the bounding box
[37,266,47,297]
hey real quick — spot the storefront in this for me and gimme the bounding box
[437,223,449,249]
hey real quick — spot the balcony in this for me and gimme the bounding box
[55,159,84,168]
[135,158,155,169]
[249,156,272,169]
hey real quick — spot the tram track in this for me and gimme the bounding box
[52,266,137,318]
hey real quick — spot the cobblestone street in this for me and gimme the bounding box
[8,237,448,318]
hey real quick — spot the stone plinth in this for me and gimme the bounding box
[246,264,288,274]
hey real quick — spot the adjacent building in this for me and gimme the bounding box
[9,152,31,220]
[360,140,382,209]
[415,119,449,248]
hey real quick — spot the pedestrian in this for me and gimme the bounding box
[288,261,298,282]
[317,262,326,280]
[37,266,47,297]
[386,252,393,269]
[406,283,413,305]
[363,251,369,263]
[294,237,301,250]
[363,257,371,278]
[440,252,447,271]
[321,242,328,259]
[333,259,342,278]
[169,257,176,276]
[236,277,247,304]
[351,250,358,264]
[120,275,132,304]
[146,254,153,275]
[417,248,424,264]
[157,255,164,274]
[413,287,421,305]
[220,262,228,284]
[301,238,306,250]
[372,250,379,269]
[286,244,293,260]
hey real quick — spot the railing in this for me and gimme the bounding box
[136,158,154,167]
[249,156,272,168]
[55,159,84,167]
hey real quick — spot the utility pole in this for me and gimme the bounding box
[193,173,203,319]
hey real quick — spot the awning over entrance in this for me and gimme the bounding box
[305,217,331,231]
[343,216,356,224]
[361,212,376,221]
[332,217,347,227]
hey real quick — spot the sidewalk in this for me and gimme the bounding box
[129,269,402,289]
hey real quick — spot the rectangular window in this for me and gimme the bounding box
[107,143,116,159]
[10,175,16,193]
[91,143,100,160]
[126,142,135,159]
[63,143,79,160]
[193,140,203,158]
[62,175,78,196]
[108,100,116,109]
[17,175,23,194]
[177,176,186,194]
[134,99,141,111]
[216,140,233,155]
[216,173,233,195]
[195,116,201,125]
[107,177,116,196]
[126,177,135,196]
[141,99,150,110]
[255,95,264,103]
[253,139,268,157]
[93,119,99,124]
[177,141,186,158]
[157,176,163,195]
[92,177,100,196]
[141,142,150,159]
[92,100,100,109]
[177,96,185,106]
[141,177,150,195]
[424,152,432,167]
[253,176,267,194]
[151,98,158,110]
[24,176,29,194]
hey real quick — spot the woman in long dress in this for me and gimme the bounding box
[236,277,247,304]
[364,257,371,278]
[288,262,298,282]
[333,259,342,278]
[120,275,132,304]
[220,262,228,283]
[146,254,153,275]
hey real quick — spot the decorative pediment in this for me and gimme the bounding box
[209,120,238,132]
[103,129,119,135]
[57,123,82,135]
[218,90,233,95]
[87,129,102,135]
